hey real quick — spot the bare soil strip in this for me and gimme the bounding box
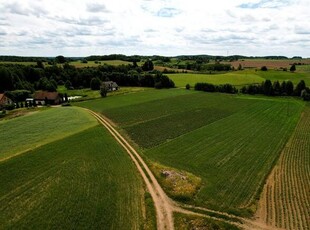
[256,109,310,230]
[86,109,281,230]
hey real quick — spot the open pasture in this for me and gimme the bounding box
[257,105,310,230]
[255,70,310,85]
[167,72,264,87]
[168,69,310,88]
[0,107,97,161]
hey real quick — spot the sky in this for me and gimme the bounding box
[0,0,309,57]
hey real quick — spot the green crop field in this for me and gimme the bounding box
[78,89,304,217]
[167,72,264,87]
[168,70,310,88]
[255,70,310,85]
[257,104,310,230]
[0,107,97,161]
[75,88,195,111]
[145,97,303,215]
[0,108,146,229]
[58,86,151,101]
[0,61,37,66]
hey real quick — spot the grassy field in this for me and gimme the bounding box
[78,89,304,217]
[0,107,97,161]
[58,85,151,101]
[75,88,195,111]
[257,104,310,230]
[0,108,147,229]
[69,60,132,68]
[255,70,310,85]
[167,72,264,87]
[0,61,37,66]
[168,69,310,88]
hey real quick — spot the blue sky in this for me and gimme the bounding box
[0,0,309,57]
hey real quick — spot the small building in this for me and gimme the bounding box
[33,91,62,105]
[0,93,13,109]
[102,81,119,91]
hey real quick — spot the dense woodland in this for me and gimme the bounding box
[0,59,175,96]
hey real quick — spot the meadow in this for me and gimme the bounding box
[58,85,150,101]
[0,108,147,229]
[78,88,304,217]
[167,72,264,87]
[0,107,97,161]
[168,69,310,88]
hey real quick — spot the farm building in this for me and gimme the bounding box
[33,91,62,105]
[0,93,13,109]
[102,81,119,91]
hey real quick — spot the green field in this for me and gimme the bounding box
[78,89,304,216]
[168,70,310,88]
[58,86,152,101]
[69,60,132,68]
[255,70,310,85]
[168,72,264,87]
[0,108,147,229]
[0,61,37,66]
[75,88,195,111]
[0,107,97,161]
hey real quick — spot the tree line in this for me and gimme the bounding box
[194,80,310,101]
[0,61,175,95]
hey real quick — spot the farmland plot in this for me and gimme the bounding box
[256,105,310,230]
[145,99,303,215]
[0,109,146,229]
[0,107,97,161]
[78,89,304,217]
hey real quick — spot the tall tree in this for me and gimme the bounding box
[90,77,101,90]
[290,64,296,72]
[142,59,154,71]
[286,81,294,96]
[295,80,306,96]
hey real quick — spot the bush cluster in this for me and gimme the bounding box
[194,83,238,94]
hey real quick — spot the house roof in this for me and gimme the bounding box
[102,81,118,87]
[34,91,60,100]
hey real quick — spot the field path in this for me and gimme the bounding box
[85,109,279,230]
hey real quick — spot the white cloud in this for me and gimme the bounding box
[0,0,309,57]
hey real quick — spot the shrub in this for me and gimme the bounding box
[261,66,268,71]
[185,84,190,90]
[90,78,101,90]
[100,86,108,97]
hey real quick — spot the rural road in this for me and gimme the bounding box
[86,109,278,230]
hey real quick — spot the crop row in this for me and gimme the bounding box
[0,125,145,229]
[259,106,310,229]
[145,99,303,215]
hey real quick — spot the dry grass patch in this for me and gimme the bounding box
[150,162,201,201]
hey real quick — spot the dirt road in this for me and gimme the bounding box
[86,109,279,230]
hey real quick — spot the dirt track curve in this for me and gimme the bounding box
[86,109,280,230]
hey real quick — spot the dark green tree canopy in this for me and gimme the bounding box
[142,59,154,71]
[90,77,101,90]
